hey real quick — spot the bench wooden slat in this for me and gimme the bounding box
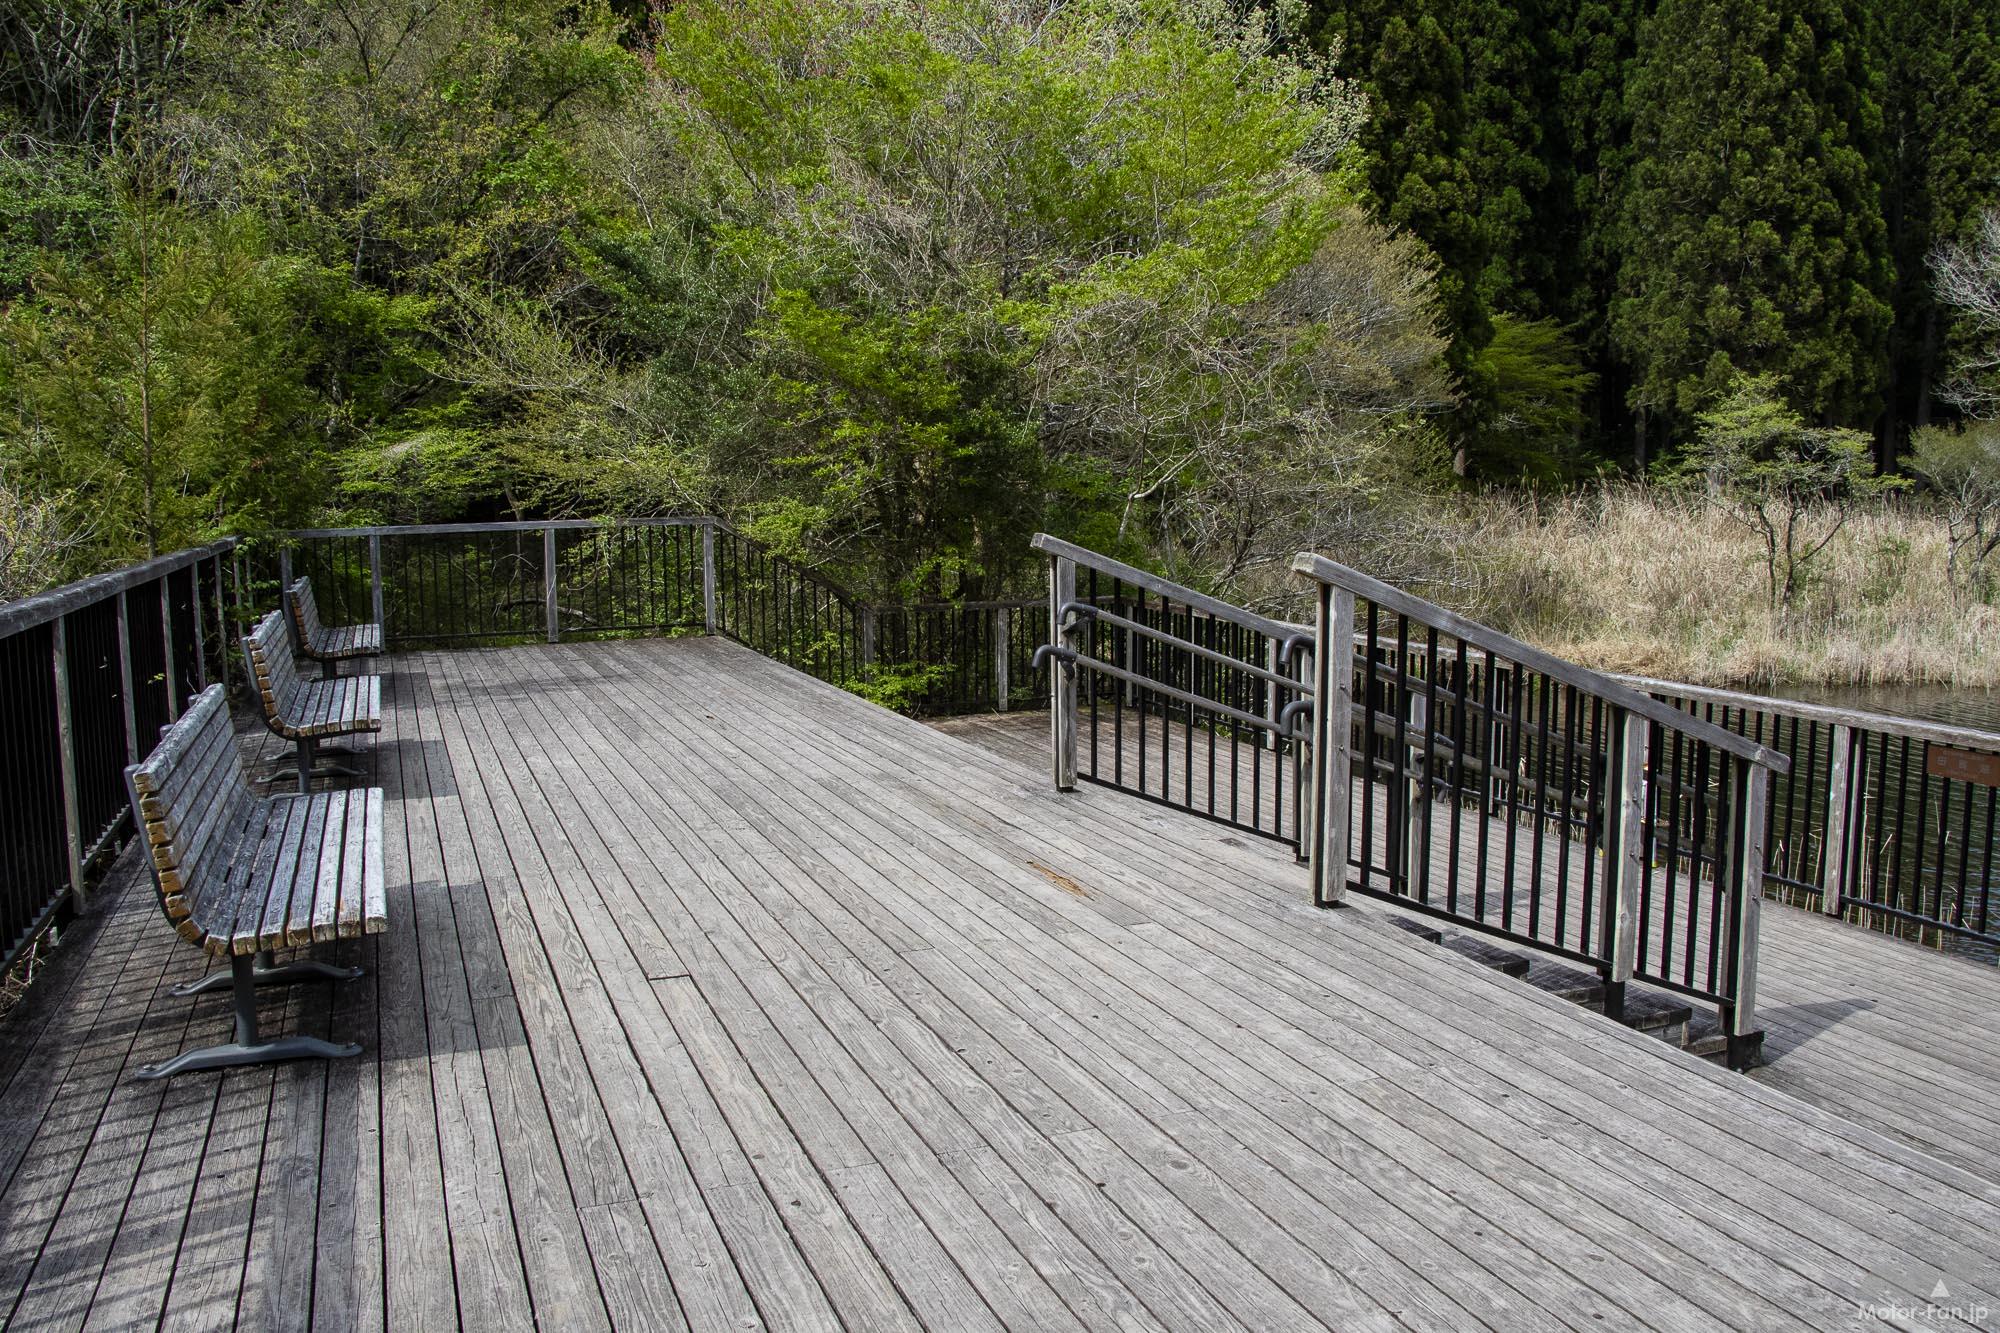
[245,610,383,744]
[286,576,384,664]
[260,796,321,952]
[310,792,351,943]
[230,796,299,955]
[359,787,386,937]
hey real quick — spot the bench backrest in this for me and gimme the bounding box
[285,576,324,646]
[125,684,253,944]
[245,609,304,724]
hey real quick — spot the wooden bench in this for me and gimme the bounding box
[124,684,386,1080]
[245,609,383,793]
[286,576,384,679]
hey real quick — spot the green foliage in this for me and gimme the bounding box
[1907,420,2000,599]
[627,0,1434,598]
[849,661,954,715]
[1470,315,1598,482]
[1878,0,2000,439]
[1677,372,1899,608]
[0,189,422,560]
[187,0,638,291]
[1615,0,1893,438]
[0,140,109,295]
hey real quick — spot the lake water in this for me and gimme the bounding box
[1780,683,2000,735]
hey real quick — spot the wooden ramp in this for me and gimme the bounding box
[4,637,2000,1330]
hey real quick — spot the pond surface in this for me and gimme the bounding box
[1779,683,2000,735]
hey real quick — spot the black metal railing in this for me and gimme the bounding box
[1624,677,2000,952]
[252,519,711,647]
[252,518,1041,715]
[1291,552,1789,1065]
[0,542,236,974]
[1031,535,1313,847]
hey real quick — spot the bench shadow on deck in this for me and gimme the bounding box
[5,637,2000,1331]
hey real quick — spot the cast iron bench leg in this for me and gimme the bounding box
[171,949,365,997]
[137,953,363,1081]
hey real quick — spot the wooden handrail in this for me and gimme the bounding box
[1291,551,1791,775]
[1613,673,2000,755]
[0,540,237,637]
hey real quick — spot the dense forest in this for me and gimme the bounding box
[2,0,1998,683]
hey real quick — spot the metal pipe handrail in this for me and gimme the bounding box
[1033,643,1285,735]
[1292,551,1790,775]
[1061,601,1312,696]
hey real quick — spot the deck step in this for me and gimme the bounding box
[1388,916,1713,1056]
[1440,934,1532,977]
[1387,917,1444,944]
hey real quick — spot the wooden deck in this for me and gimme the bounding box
[940,708,2000,1190]
[5,638,2000,1330]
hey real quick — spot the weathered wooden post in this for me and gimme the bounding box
[1404,690,1429,889]
[544,526,560,643]
[116,590,139,764]
[1601,709,1649,1022]
[1308,583,1356,907]
[859,607,878,670]
[1050,555,1079,791]
[1725,761,1770,1067]
[368,534,387,643]
[189,563,207,691]
[1819,724,1857,916]
[701,520,719,634]
[993,606,1010,712]
[1265,639,1282,750]
[51,615,85,912]
[159,578,179,722]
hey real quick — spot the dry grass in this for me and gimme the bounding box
[1452,487,2000,689]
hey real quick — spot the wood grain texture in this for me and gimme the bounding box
[5,637,2000,1331]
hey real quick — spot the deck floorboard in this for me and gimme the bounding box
[4,638,2000,1329]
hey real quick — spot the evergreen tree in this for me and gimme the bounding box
[1306,0,1575,473]
[1878,0,2000,451]
[1613,0,1892,457]
[1555,0,1647,450]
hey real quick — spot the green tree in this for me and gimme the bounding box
[626,0,1443,598]
[1877,0,2000,447]
[0,190,413,559]
[1680,371,1896,608]
[1470,315,1598,482]
[1614,0,1893,458]
[1907,420,2000,600]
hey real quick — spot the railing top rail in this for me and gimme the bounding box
[0,540,237,638]
[269,517,712,539]
[1032,534,1308,644]
[1613,673,2000,755]
[1292,550,1791,775]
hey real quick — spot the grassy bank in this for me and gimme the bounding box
[1455,488,2000,690]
